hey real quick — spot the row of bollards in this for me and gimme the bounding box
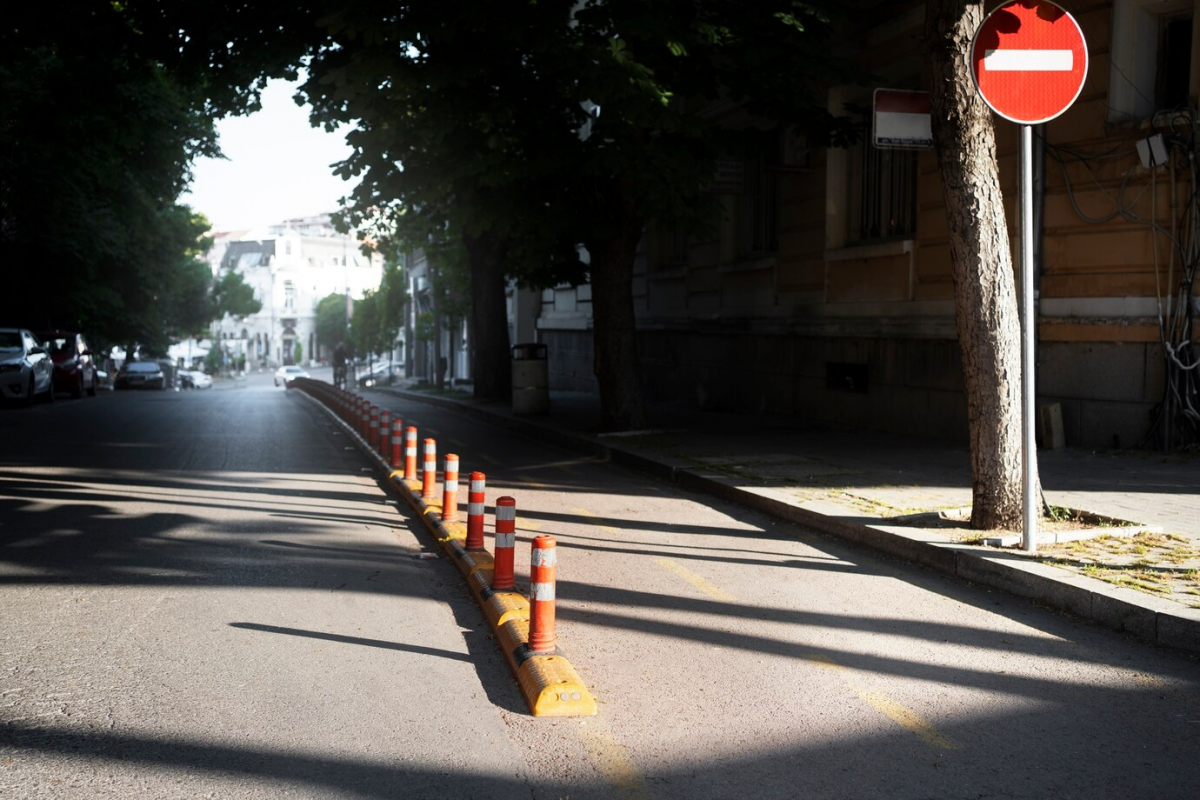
[303,381,560,656]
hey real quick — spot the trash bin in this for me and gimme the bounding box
[511,343,549,414]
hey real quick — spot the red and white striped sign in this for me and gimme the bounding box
[971,0,1088,125]
[873,89,932,149]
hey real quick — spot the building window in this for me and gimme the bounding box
[652,223,690,269]
[284,281,295,310]
[734,133,779,257]
[825,86,921,251]
[1109,0,1194,120]
[1159,14,1194,109]
[847,137,918,243]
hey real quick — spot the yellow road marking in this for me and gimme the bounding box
[653,558,738,602]
[855,690,957,750]
[518,474,550,489]
[518,521,543,532]
[573,507,620,534]
[577,722,649,800]
[806,655,957,750]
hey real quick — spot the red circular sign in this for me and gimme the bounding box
[971,0,1088,125]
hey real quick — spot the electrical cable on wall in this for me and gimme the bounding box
[1040,107,1199,451]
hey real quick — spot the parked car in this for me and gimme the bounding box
[274,365,310,387]
[357,361,401,388]
[180,370,212,389]
[0,328,55,406]
[115,360,166,390]
[36,330,98,398]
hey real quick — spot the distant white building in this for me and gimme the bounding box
[210,214,383,369]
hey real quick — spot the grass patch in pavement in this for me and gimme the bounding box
[1040,533,1200,606]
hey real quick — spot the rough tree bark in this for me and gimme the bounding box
[463,229,512,401]
[925,0,1044,529]
[585,182,648,432]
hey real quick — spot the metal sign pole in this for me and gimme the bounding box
[1021,124,1037,552]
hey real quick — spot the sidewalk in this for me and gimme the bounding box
[379,383,1200,654]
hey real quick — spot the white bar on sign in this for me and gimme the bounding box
[983,49,1073,71]
[875,111,932,141]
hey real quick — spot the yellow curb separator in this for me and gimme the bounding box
[302,389,596,719]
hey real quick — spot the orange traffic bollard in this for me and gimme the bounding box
[369,406,381,449]
[527,536,557,654]
[442,454,460,521]
[492,496,516,591]
[466,472,486,551]
[404,427,419,481]
[390,418,404,469]
[422,439,437,499]
[379,410,391,459]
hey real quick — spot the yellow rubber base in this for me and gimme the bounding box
[357,412,596,718]
[481,590,530,628]
[517,655,597,717]
[456,549,493,578]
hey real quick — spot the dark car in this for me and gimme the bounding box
[36,331,99,398]
[115,360,166,390]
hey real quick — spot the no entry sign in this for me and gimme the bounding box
[971,0,1088,125]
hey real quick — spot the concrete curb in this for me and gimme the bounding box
[292,382,597,717]
[381,387,1200,657]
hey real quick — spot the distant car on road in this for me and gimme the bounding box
[180,370,212,390]
[274,365,310,387]
[0,328,55,407]
[36,330,98,398]
[115,360,166,390]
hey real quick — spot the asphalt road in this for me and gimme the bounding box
[2,371,1199,798]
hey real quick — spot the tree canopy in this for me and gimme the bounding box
[1,2,308,350]
[298,0,856,425]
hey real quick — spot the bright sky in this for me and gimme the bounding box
[181,78,356,233]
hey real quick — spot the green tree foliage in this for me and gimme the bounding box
[350,290,383,358]
[375,259,407,362]
[212,270,262,320]
[2,5,214,338]
[165,259,217,342]
[316,293,349,356]
[414,313,435,344]
[1,2,310,349]
[300,1,854,429]
[205,347,224,374]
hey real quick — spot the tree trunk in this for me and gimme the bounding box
[925,0,1043,530]
[463,229,512,401]
[586,201,647,432]
[432,274,443,392]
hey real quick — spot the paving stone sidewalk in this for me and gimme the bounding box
[379,383,1200,652]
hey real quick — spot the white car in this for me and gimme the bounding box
[184,370,212,389]
[274,365,310,387]
[0,328,55,406]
